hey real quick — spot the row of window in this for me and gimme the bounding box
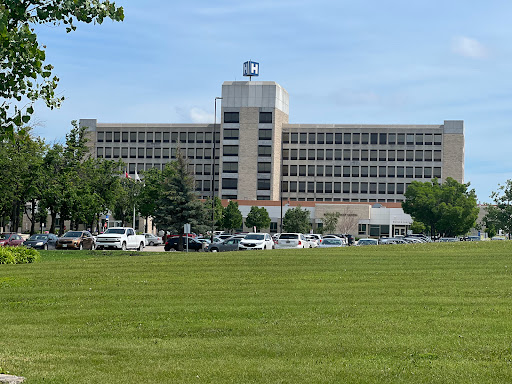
[224,112,272,124]
[282,132,442,146]
[281,148,442,162]
[97,131,220,144]
[282,165,442,179]
[281,181,411,195]
[97,147,220,159]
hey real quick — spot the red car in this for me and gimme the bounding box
[0,233,25,247]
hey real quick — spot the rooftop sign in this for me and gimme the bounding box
[243,61,259,78]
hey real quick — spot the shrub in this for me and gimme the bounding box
[0,246,40,264]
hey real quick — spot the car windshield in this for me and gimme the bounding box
[279,234,299,240]
[29,235,48,240]
[63,231,82,238]
[324,239,341,245]
[104,228,126,234]
[245,234,264,240]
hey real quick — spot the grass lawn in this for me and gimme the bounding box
[1,242,512,383]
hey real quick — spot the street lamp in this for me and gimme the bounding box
[211,96,223,243]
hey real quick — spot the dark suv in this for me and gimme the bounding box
[164,237,204,252]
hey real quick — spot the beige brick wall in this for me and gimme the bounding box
[237,107,260,200]
[270,109,289,200]
[442,134,465,183]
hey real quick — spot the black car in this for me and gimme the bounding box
[164,237,204,252]
[23,233,59,250]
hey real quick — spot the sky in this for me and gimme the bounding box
[30,0,512,203]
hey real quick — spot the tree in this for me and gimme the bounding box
[0,1,124,138]
[402,177,478,237]
[222,201,243,233]
[320,212,340,234]
[204,196,224,234]
[482,180,512,239]
[138,167,164,232]
[283,205,311,233]
[245,206,271,232]
[153,151,207,249]
[410,220,426,234]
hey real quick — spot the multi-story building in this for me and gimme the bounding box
[82,79,464,205]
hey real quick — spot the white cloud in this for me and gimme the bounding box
[177,107,214,124]
[452,36,488,59]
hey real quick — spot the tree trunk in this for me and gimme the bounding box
[50,210,57,234]
[30,199,36,235]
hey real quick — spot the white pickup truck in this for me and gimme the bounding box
[95,227,146,251]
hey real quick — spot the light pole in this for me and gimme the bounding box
[211,96,223,243]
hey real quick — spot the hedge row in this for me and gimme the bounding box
[0,246,40,264]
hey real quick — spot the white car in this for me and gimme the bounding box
[275,233,308,249]
[323,234,348,246]
[305,235,319,248]
[239,233,274,250]
[357,238,379,246]
[143,233,163,246]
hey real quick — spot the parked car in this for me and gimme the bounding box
[275,233,308,249]
[0,233,25,247]
[304,235,319,248]
[217,234,234,241]
[23,233,58,250]
[56,231,96,250]
[96,227,145,251]
[143,233,163,246]
[356,238,379,246]
[206,237,243,252]
[491,236,506,241]
[165,237,204,252]
[239,233,273,250]
[379,237,407,245]
[323,234,348,246]
[318,238,345,247]
[439,237,459,242]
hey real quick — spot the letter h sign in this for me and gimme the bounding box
[243,61,259,78]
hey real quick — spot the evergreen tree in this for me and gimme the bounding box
[153,151,207,249]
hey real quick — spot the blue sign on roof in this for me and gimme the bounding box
[243,61,259,77]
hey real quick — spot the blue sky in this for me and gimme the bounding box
[31,0,512,202]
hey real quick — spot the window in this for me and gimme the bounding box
[379,166,386,177]
[316,182,324,194]
[406,167,413,178]
[406,134,414,145]
[370,166,377,177]
[222,178,238,189]
[415,150,423,161]
[282,181,288,193]
[388,150,395,161]
[121,147,128,158]
[96,147,103,158]
[258,146,272,157]
[343,166,350,177]
[434,167,441,178]
[361,149,368,161]
[379,133,387,144]
[352,150,360,161]
[317,133,324,144]
[361,166,368,177]
[299,132,307,144]
[259,112,272,123]
[415,167,423,178]
[299,149,306,160]
[335,133,342,144]
[434,134,442,145]
[299,165,306,176]
[370,183,377,194]
[325,182,332,193]
[308,182,315,193]
[180,132,186,143]
[388,133,396,145]
[197,132,204,143]
[387,166,395,178]
[130,148,136,158]
[370,150,377,161]
[258,179,271,190]
[291,133,298,143]
[397,166,404,178]
[308,165,315,176]
[163,148,169,158]
[224,145,239,156]
[397,150,404,161]
[138,132,145,143]
[352,166,359,177]
[334,166,341,177]
[114,132,120,142]
[290,149,298,160]
[397,133,405,145]
[371,133,378,144]
[258,162,271,173]
[317,165,324,177]
[308,133,316,144]
[397,183,404,194]
[335,149,342,161]
[361,133,369,144]
[146,148,152,158]
[416,134,423,145]
[259,129,272,140]
[290,181,297,192]
[154,148,161,158]
[326,133,333,144]
[317,149,324,160]
[290,165,297,176]
[224,112,239,123]
[343,182,350,193]
[379,150,386,161]
[424,134,433,145]
[424,167,432,178]
[188,132,195,143]
[344,133,351,144]
[138,148,144,158]
[379,183,386,194]
[360,182,368,194]
[195,164,202,175]
[344,149,351,161]
[334,182,341,193]
[352,182,359,193]
[224,129,239,140]
[406,150,414,161]
[282,165,288,176]
[353,133,360,144]
[434,150,442,162]
[105,131,112,142]
[424,150,432,161]
[325,149,333,160]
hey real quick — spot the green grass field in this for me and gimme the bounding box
[1,242,512,383]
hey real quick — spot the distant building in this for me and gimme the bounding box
[81,79,464,235]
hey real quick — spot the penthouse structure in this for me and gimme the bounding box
[82,80,464,205]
